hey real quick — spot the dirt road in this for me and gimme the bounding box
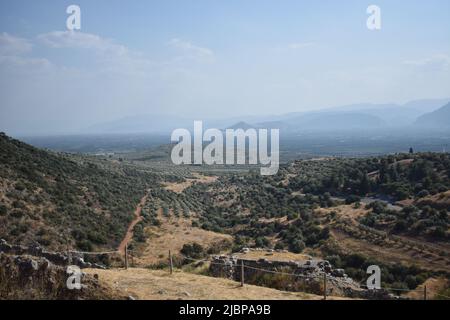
[118,193,148,254]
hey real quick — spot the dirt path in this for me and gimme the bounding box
[118,193,148,254]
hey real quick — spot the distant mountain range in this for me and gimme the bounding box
[88,98,450,134]
[226,121,256,130]
[89,114,191,134]
[258,112,384,132]
[415,102,450,128]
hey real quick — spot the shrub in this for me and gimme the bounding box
[180,242,205,260]
[76,240,93,252]
[416,190,430,198]
[0,204,7,216]
[255,237,270,248]
[345,195,361,205]
[289,239,305,253]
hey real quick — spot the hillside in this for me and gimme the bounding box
[1,133,449,299]
[0,133,157,251]
[415,102,450,128]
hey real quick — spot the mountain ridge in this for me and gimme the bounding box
[415,102,450,128]
[87,98,450,134]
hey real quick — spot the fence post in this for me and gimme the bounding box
[323,273,327,300]
[424,285,427,300]
[66,245,71,265]
[240,260,245,287]
[169,250,173,275]
[124,243,128,270]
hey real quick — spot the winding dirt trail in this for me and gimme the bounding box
[118,193,148,254]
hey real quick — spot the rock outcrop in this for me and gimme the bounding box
[0,252,125,300]
[0,239,108,269]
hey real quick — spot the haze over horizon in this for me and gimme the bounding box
[1,0,450,135]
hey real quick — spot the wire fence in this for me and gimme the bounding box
[67,250,120,255]
[180,255,325,280]
[173,253,444,300]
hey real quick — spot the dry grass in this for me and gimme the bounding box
[84,268,347,300]
[131,209,232,266]
[316,204,369,222]
[417,190,450,210]
[258,216,289,224]
[405,277,449,300]
[163,173,218,193]
[234,250,313,262]
[330,229,449,272]
[320,204,450,272]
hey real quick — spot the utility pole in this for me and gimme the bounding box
[169,250,173,275]
[240,260,245,287]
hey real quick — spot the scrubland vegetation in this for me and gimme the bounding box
[0,133,158,251]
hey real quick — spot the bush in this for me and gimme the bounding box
[191,220,199,228]
[180,242,205,260]
[76,240,93,252]
[255,237,270,248]
[0,204,7,216]
[14,182,26,191]
[9,209,24,218]
[151,218,162,227]
[416,190,430,198]
[289,239,305,253]
[345,195,361,205]
[346,253,366,268]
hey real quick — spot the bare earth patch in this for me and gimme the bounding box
[163,173,218,193]
[234,250,313,262]
[316,204,369,221]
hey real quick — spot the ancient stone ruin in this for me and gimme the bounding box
[0,239,108,269]
[209,250,402,299]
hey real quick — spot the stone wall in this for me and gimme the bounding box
[0,239,108,269]
[209,254,404,299]
[210,254,360,296]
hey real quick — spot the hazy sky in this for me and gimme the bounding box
[1,0,450,135]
